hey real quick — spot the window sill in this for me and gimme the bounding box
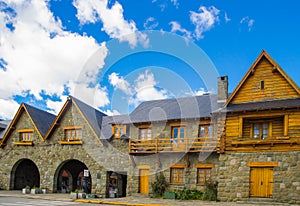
[14,141,33,146]
[58,140,82,145]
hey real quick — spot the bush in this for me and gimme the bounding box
[202,181,218,201]
[175,188,203,200]
[151,172,169,197]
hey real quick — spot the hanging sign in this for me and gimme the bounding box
[84,169,89,177]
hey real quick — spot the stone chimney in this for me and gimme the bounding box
[217,76,228,104]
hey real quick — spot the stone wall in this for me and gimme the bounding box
[218,151,300,204]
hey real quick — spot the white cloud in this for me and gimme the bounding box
[108,70,169,106]
[0,0,109,119]
[0,99,19,120]
[170,0,179,8]
[73,0,148,47]
[143,17,159,30]
[240,16,255,31]
[169,21,192,40]
[190,6,220,39]
[108,72,133,95]
[225,12,231,23]
[101,109,120,116]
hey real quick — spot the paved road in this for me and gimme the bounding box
[0,197,120,206]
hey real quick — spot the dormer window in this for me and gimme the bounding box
[112,125,126,138]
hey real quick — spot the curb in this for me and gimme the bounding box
[74,199,169,206]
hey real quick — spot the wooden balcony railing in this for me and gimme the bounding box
[129,137,218,154]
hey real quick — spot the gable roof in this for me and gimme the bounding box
[225,50,300,107]
[44,96,108,146]
[24,103,56,137]
[128,94,218,123]
[0,103,56,147]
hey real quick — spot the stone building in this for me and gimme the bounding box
[0,50,300,203]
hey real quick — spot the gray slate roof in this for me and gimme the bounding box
[100,114,131,139]
[24,103,56,137]
[71,96,108,142]
[0,120,11,140]
[128,94,218,123]
[224,98,300,113]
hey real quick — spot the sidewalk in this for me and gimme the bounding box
[0,190,294,206]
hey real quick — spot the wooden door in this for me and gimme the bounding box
[139,169,149,194]
[250,167,273,198]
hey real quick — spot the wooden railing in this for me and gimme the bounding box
[129,137,218,154]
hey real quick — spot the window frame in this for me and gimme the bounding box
[18,129,34,142]
[64,126,83,141]
[195,164,214,185]
[199,124,213,138]
[170,165,185,184]
[239,114,289,139]
[112,124,126,138]
[139,126,152,140]
[171,126,186,142]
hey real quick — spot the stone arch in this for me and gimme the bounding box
[10,158,40,190]
[53,159,92,193]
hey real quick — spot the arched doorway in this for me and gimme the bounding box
[10,159,40,190]
[54,159,91,193]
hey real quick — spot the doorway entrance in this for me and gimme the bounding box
[54,159,91,193]
[10,159,40,190]
[106,171,127,198]
[250,167,274,198]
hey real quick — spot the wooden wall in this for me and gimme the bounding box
[231,58,300,104]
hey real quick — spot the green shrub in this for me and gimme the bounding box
[175,188,202,200]
[202,181,218,201]
[151,172,169,197]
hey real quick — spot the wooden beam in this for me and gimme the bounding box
[247,162,278,167]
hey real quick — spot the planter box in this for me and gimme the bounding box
[70,192,78,199]
[78,192,87,199]
[22,188,30,194]
[164,192,176,199]
[41,189,47,194]
[31,189,41,194]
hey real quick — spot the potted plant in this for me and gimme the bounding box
[31,186,41,194]
[77,189,86,199]
[22,185,30,194]
[70,189,78,199]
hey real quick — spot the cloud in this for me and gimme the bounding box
[108,72,133,95]
[169,21,192,40]
[108,70,169,106]
[73,0,148,47]
[132,70,168,104]
[224,12,231,23]
[0,99,19,120]
[170,0,179,8]
[0,0,109,119]
[190,6,220,39]
[143,17,159,30]
[240,16,255,31]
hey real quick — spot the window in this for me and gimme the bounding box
[195,164,214,184]
[20,131,33,142]
[112,125,126,138]
[139,128,152,140]
[260,80,265,90]
[199,125,212,138]
[170,167,184,184]
[64,126,83,141]
[197,168,211,184]
[253,123,268,139]
[172,126,185,142]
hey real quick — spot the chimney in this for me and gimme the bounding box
[217,76,228,104]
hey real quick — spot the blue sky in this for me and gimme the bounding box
[0,0,300,119]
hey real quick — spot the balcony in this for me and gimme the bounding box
[129,137,218,154]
